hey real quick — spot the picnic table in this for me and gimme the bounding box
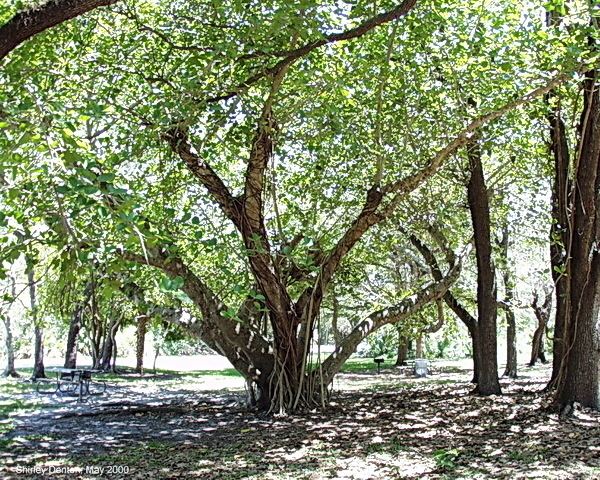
[37,367,107,402]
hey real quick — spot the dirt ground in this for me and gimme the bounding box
[1,361,599,479]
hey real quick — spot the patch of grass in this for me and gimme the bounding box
[0,399,37,417]
[507,450,536,463]
[0,378,36,394]
[341,357,396,374]
[433,448,461,471]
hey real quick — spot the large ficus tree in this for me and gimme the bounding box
[0,0,582,411]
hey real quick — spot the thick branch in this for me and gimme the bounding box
[0,0,119,60]
[121,249,273,376]
[122,249,221,318]
[163,128,243,229]
[243,64,289,236]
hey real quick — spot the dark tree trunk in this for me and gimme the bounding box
[87,317,103,369]
[64,315,81,369]
[100,316,119,371]
[539,344,547,363]
[503,308,517,379]
[111,333,118,372]
[135,316,149,374]
[28,266,45,380]
[555,68,600,411]
[499,227,517,379]
[548,105,570,386]
[530,290,552,367]
[395,333,408,366]
[545,10,571,389]
[63,285,91,369]
[470,325,480,384]
[467,139,501,395]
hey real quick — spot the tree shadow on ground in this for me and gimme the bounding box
[1,364,598,479]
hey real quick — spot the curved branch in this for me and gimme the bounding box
[404,228,477,332]
[0,0,119,60]
[320,245,469,384]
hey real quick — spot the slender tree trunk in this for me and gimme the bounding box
[28,266,45,380]
[504,309,517,378]
[538,335,547,364]
[467,138,501,395]
[2,316,19,377]
[2,276,19,378]
[470,325,480,384]
[395,333,408,366]
[331,293,342,348]
[111,328,118,372]
[135,315,149,374]
[530,290,552,367]
[499,227,517,379]
[415,334,424,358]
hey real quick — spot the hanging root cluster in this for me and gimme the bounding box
[265,356,331,415]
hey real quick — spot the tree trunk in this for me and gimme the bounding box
[467,138,501,395]
[100,316,119,371]
[406,230,480,382]
[470,324,480,384]
[135,316,149,374]
[111,327,118,372]
[545,10,571,389]
[554,67,600,411]
[28,265,45,380]
[2,276,19,378]
[64,281,92,369]
[63,293,89,368]
[530,290,552,367]
[415,334,424,358]
[499,227,517,379]
[504,308,517,378]
[2,316,19,377]
[331,293,343,348]
[395,333,408,366]
[538,335,547,364]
